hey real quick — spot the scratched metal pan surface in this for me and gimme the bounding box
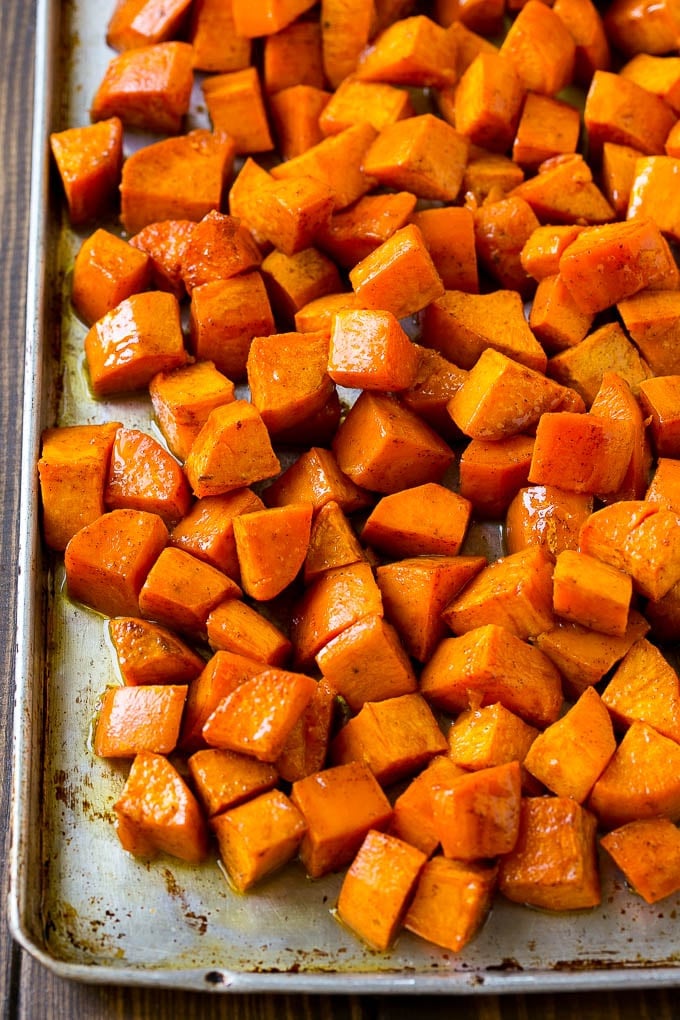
[9,0,680,994]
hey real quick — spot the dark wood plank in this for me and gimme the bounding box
[0,0,40,1016]
[2,3,679,1019]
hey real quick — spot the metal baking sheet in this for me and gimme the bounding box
[9,0,680,993]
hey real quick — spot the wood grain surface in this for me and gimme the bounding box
[0,2,678,1017]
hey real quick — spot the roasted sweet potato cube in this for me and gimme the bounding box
[64,508,168,618]
[138,546,241,637]
[639,375,680,457]
[589,721,680,829]
[247,330,334,435]
[304,500,365,584]
[120,128,235,234]
[330,693,448,787]
[506,485,593,557]
[389,756,466,858]
[448,348,577,441]
[535,611,650,696]
[362,483,471,558]
[333,392,455,495]
[316,615,416,712]
[355,14,458,89]
[181,211,261,294]
[585,70,677,158]
[328,308,418,392]
[261,247,342,326]
[601,818,680,905]
[558,218,676,314]
[399,346,469,442]
[513,94,581,169]
[618,291,680,378]
[376,556,486,663]
[188,273,275,382]
[107,0,193,50]
[601,638,680,744]
[179,650,266,753]
[212,789,306,892]
[499,1,575,95]
[433,761,522,860]
[349,223,445,321]
[264,446,372,514]
[421,288,547,374]
[129,218,195,299]
[646,457,680,513]
[441,546,556,641]
[202,67,274,154]
[291,761,393,878]
[149,360,236,462]
[404,857,497,953]
[263,19,324,94]
[94,684,188,758]
[275,677,336,784]
[362,114,469,204]
[188,748,278,817]
[421,623,563,728]
[184,400,280,499]
[319,78,415,136]
[510,153,615,227]
[170,489,263,581]
[520,224,586,281]
[455,53,524,153]
[38,422,121,551]
[579,500,680,600]
[91,41,194,134]
[50,117,123,225]
[269,84,331,160]
[498,797,600,910]
[410,206,479,293]
[113,751,209,864]
[317,192,417,270]
[231,0,317,37]
[270,122,378,211]
[190,0,252,73]
[528,412,636,497]
[104,426,192,524]
[108,617,205,687]
[337,830,427,952]
[84,291,188,397]
[458,435,535,520]
[447,702,537,771]
[524,687,616,803]
[552,549,632,636]
[291,561,384,668]
[233,503,313,601]
[547,322,651,408]
[206,599,292,666]
[72,228,151,327]
[552,0,610,85]
[202,668,317,762]
[529,275,594,353]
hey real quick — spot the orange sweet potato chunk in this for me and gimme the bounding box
[65,508,169,618]
[498,796,600,910]
[337,830,427,951]
[113,750,209,864]
[291,761,393,878]
[38,422,121,551]
[421,623,563,729]
[94,684,188,757]
[212,789,307,891]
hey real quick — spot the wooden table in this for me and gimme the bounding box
[1,2,678,1017]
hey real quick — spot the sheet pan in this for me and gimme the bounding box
[9,0,680,993]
